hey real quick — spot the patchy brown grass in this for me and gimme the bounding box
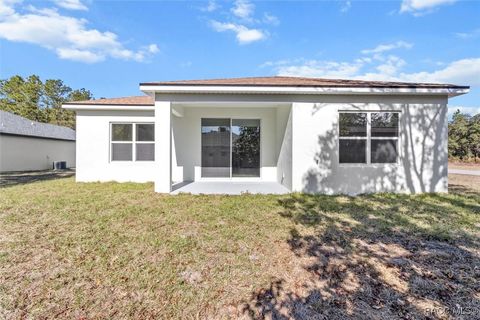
[0,175,479,319]
[449,162,480,171]
[449,174,480,192]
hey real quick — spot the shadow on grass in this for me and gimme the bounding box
[242,188,480,319]
[0,169,75,188]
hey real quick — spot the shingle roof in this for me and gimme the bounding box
[140,76,469,89]
[65,95,154,106]
[63,76,469,107]
[0,110,76,141]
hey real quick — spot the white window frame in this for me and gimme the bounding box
[109,122,155,162]
[338,111,400,166]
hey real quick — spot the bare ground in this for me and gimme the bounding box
[449,162,480,172]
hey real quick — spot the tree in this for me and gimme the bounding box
[467,114,480,161]
[0,75,93,129]
[0,75,45,122]
[448,110,470,159]
[448,109,480,162]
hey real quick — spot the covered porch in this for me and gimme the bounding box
[153,99,293,194]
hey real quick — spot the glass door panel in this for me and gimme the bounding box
[232,119,260,177]
[201,118,231,177]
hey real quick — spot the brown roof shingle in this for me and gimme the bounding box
[65,76,469,106]
[140,76,468,89]
[65,95,154,106]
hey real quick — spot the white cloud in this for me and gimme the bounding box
[374,55,406,76]
[448,106,480,117]
[147,44,159,54]
[395,58,480,85]
[263,13,279,26]
[0,1,158,63]
[265,40,479,86]
[455,28,480,39]
[270,59,364,79]
[53,0,87,11]
[210,20,266,44]
[361,41,413,55]
[200,0,218,12]
[231,0,254,20]
[273,57,480,86]
[204,0,277,44]
[400,0,457,15]
[0,0,20,16]
[340,0,351,13]
[56,48,102,63]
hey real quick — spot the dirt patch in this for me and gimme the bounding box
[0,169,75,188]
[449,174,480,192]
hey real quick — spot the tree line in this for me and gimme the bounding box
[0,75,93,129]
[448,110,480,162]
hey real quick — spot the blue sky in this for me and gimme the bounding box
[0,0,479,115]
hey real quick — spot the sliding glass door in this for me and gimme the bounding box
[232,119,260,177]
[201,118,260,178]
[201,119,231,178]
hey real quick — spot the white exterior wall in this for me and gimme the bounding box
[276,106,292,189]
[291,95,449,194]
[72,93,450,195]
[0,134,75,172]
[154,101,172,192]
[75,110,156,182]
[171,106,279,182]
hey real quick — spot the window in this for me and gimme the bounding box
[339,113,367,163]
[371,113,398,163]
[339,112,399,164]
[110,123,154,161]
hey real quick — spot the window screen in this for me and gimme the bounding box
[338,112,399,164]
[339,113,367,163]
[112,143,133,161]
[371,113,399,137]
[339,113,367,137]
[112,124,132,141]
[371,139,397,163]
[136,143,155,161]
[371,112,399,163]
[111,123,154,162]
[339,140,366,163]
[136,124,154,141]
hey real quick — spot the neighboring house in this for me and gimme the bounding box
[63,76,469,195]
[0,110,76,172]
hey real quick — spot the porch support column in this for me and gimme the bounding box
[154,100,172,193]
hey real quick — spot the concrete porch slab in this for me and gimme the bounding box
[171,181,290,195]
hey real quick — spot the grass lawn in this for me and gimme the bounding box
[1,175,479,319]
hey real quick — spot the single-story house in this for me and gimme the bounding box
[63,76,469,195]
[0,110,76,172]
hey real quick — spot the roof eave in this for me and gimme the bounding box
[140,84,469,98]
[62,104,155,111]
[0,131,75,141]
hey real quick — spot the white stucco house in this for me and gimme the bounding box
[63,76,469,195]
[0,110,76,172]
